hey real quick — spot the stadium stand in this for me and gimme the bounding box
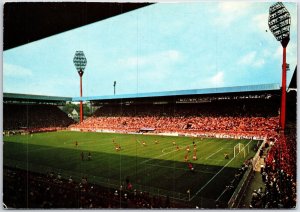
[250,133,297,208]
[70,85,281,142]
[4,104,74,131]
[249,70,297,208]
[3,82,297,209]
[70,97,280,139]
[3,93,74,132]
[3,166,185,208]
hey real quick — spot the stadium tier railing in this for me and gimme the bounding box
[227,164,253,208]
[251,138,267,169]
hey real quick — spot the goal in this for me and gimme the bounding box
[234,143,249,158]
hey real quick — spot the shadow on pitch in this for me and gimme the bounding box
[4,142,241,206]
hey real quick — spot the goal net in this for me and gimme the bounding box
[234,143,249,158]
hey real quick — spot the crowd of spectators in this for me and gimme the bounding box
[250,165,296,208]
[265,133,296,176]
[70,116,279,138]
[4,104,74,130]
[3,166,185,209]
[250,124,296,209]
[71,100,280,137]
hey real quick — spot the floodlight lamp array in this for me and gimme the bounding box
[73,51,87,71]
[268,2,291,42]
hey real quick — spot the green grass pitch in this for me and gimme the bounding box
[3,131,258,206]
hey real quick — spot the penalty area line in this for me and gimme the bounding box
[136,140,143,147]
[190,139,252,201]
[205,148,223,160]
[216,187,229,201]
[140,149,178,164]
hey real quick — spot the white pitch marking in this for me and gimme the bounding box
[145,163,218,175]
[216,187,229,201]
[140,149,178,164]
[136,140,143,147]
[205,148,223,160]
[190,140,252,201]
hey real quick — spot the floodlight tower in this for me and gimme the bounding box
[268,2,291,130]
[73,51,87,123]
[113,81,116,95]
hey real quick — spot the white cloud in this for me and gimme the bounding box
[189,71,225,89]
[210,71,224,86]
[237,51,265,68]
[287,42,297,66]
[253,13,269,32]
[262,49,271,58]
[3,63,33,77]
[142,69,168,81]
[214,2,253,27]
[118,57,138,67]
[274,46,282,59]
[166,50,181,60]
[253,59,265,67]
[273,41,297,66]
[118,50,182,68]
[238,51,256,65]
[116,50,183,92]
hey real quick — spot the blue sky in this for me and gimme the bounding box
[3,2,297,97]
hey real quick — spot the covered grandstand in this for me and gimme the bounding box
[3,93,74,132]
[70,83,281,138]
[4,83,282,133]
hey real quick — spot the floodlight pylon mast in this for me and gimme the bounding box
[268,2,291,131]
[79,70,84,123]
[73,51,87,123]
[281,44,287,130]
[114,81,116,95]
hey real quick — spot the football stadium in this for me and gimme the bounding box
[3,2,297,209]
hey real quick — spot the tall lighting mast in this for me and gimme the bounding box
[113,81,116,95]
[73,51,87,123]
[268,2,291,130]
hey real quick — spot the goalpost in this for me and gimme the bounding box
[234,143,249,158]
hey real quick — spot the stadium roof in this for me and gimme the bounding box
[3,83,281,104]
[72,83,281,102]
[4,2,152,50]
[4,93,72,104]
